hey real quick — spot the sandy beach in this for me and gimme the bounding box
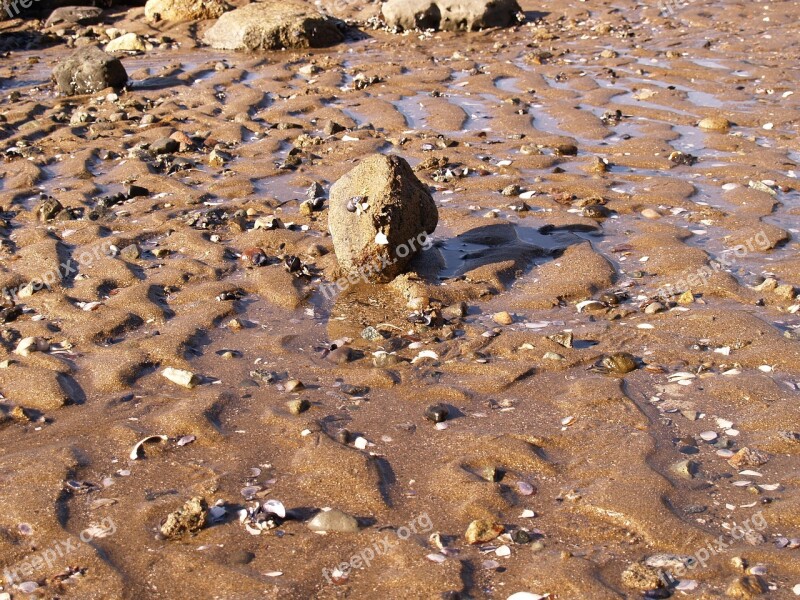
[0,0,799,598]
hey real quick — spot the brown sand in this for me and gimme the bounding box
[0,0,799,598]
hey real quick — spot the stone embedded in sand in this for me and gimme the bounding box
[202,2,344,52]
[728,447,769,469]
[382,0,522,32]
[698,116,731,131]
[726,575,768,599]
[493,311,513,325]
[161,367,199,389]
[328,154,438,283]
[160,496,208,540]
[465,519,504,544]
[307,509,359,533]
[36,196,63,222]
[621,562,664,591]
[105,32,146,53]
[145,0,229,22]
[52,46,128,96]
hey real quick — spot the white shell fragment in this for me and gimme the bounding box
[14,336,50,356]
[129,435,168,460]
[507,593,549,600]
[412,350,439,364]
[263,499,286,518]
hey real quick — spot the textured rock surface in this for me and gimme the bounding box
[328,154,438,283]
[203,1,343,51]
[44,5,103,26]
[52,45,128,95]
[144,0,229,22]
[382,0,521,31]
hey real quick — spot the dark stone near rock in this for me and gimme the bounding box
[52,45,127,96]
[151,137,179,155]
[424,403,449,423]
[324,120,345,135]
[582,204,610,219]
[125,184,149,199]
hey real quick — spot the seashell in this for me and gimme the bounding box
[129,435,168,460]
[263,499,286,518]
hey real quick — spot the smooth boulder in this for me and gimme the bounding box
[328,155,438,283]
[145,0,229,22]
[203,1,343,51]
[52,45,128,95]
[382,0,522,31]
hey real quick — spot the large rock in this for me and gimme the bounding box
[3,0,144,21]
[203,1,343,51]
[145,0,229,22]
[52,45,127,95]
[382,0,522,31]
[328,155,438,283]
[44,6,103,26]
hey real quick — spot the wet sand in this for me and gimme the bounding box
[0,0,799,598]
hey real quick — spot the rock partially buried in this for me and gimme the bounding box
[145,0,229,22]
[382,0,522,32]
[105,32,146,53]
[328,154,438,283]
[465,519,504,544]
[52,46,128,96]
[307,508,359,533]
[698,116,731,131]
[203,1,344,51]
[161,367,199,389]
[160,496,208,540]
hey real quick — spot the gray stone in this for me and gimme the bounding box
[382,0,522,32]
[44,6,103,26]
[307,508,359,533]
[328,154,438,283]
[52,45,128,96]
[203,1,344,52]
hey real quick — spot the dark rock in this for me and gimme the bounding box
[52,45,127,95]
[424,403,449,423]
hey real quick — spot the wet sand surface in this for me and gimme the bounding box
[0,0,799,598]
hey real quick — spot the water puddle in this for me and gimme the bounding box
[495,77,521,94]
[392,96,427,129]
